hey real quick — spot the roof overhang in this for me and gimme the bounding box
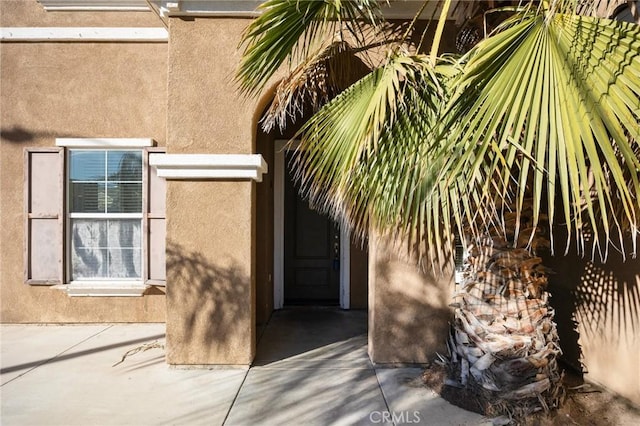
[146,1,478,23]
[36,1,482,25]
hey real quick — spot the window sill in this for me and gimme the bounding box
[55,282,149,297]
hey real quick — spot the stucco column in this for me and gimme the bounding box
[368,235,453,364]
[164,17,262,365]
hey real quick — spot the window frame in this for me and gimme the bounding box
[66,148,145,284]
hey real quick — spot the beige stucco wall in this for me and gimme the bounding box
[545,242,640,405]
[164,17,259,365]
[368,236,453,364]
[0,0,162,27]
[0,1,167,322]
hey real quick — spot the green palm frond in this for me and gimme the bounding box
[439,7,640,258]
[237,0,640,267]
[292,54,463,267]
[236,0,382,97]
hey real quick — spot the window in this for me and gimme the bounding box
[25,139,166,296]
[69,149,143,281]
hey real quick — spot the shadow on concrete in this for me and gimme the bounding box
[118,354,166,373]
[226,308,385,425]
[253,308,368,366]
[226,366,383,426]
[0,333,164,376]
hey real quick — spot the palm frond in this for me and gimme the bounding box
[291,54,465,268]
[236,0,382,97]
[440,7,640,259]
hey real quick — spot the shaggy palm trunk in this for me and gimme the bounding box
[446,231,564,419]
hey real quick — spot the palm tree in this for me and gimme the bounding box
[237,0,640,419]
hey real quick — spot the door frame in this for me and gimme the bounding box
[273,140,350,309]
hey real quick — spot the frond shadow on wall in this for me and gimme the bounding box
[165,241,252,363]
[544,232,640,375]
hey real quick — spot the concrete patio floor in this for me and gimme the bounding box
[1,308,490,425]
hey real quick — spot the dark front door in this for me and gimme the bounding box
[284,152,340,305]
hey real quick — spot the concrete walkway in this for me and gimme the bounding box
[1,309,490,426]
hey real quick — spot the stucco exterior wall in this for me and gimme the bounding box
[164,17,258,365]
[0,2,168,323]
[545,242,640,405]
[0,0,162,27]
[368,236,453,364]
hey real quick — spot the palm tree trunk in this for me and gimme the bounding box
[446,231,564,419]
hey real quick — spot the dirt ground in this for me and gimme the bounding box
[421,363,640,425]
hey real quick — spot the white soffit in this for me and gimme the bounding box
[0,27,168,42]
[38,0,150,11]
[149,153,268,182]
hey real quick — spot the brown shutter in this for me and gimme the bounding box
[145,148,166,285]
[25,148,64,284]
